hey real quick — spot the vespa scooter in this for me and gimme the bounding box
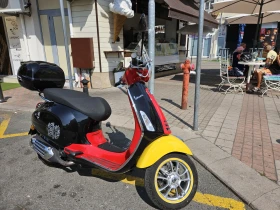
[17,51,197,210]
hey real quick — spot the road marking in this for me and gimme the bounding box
[193,192,246,210]
[0,116,28,139]
[92,169,246,210]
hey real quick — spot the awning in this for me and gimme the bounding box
[177,24,214,35]
[164,0,218,29]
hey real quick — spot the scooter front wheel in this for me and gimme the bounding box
[144,153,198,210]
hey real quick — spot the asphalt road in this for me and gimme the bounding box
[0,110,252,210]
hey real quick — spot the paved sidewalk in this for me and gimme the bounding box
[1,64,280,209]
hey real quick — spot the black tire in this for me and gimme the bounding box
[144,153,198,210]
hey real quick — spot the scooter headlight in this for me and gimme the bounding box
[140,111,155,132]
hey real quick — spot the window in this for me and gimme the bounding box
[205,0,214,11]
[180,34,186,46]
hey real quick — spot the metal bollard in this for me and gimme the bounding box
[0,83,6,103]
[81,79,89,95]
[181,60,191,110]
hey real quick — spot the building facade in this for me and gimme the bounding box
[0,0,217,88]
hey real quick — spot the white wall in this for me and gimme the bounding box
[23,0,46,61]
[3,0,47,76]
[71,0,124,73]
[4,16,23,75]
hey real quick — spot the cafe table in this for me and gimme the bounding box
[238,60,265,91]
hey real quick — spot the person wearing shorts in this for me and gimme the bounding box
[253,45,278,92]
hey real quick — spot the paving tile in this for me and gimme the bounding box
[205,137,216,144]
[215,138,234,149]
[264,172,278,181]
[185,138,231,166]
[204,125,221,132]
[251,187,280,210]
[202,130,219,138]
[217,146,232,154]
[219,127,237,135]
[222,123,238,130]
[210,117,224,123]
[217,133,235,141]
[252,165,264,174]
[275,160,280,170]
[206,120,223,127]
[232,152,241,160]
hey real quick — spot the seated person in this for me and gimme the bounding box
[230,46,248,77]
[252,45,279,92]
[262,42,269,59]
[268,49,280,75]
[240,43,247,52]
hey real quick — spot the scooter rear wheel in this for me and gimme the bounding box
[144,153,198,210]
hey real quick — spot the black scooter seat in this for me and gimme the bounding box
[43,88,112,121]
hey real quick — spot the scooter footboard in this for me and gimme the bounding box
[136,135,192,169]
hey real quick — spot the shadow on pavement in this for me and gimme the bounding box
[160,106,193,129]
[52,165,159,209]
[118,87,128,95]
[161,98,181,109]
[105,122,131,149]
[170,69,221,88]
[4,96,12,101]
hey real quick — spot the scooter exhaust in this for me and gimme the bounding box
[30,136,75,167]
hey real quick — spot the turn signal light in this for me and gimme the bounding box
[36,102,43,109]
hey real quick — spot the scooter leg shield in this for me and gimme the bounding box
[136,135,193,169]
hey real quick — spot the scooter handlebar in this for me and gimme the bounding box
[115,76,125,87]
[114,81,121,87]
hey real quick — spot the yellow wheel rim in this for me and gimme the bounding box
[154,157,194,204]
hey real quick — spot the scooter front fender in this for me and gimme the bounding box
[136,135,193,169]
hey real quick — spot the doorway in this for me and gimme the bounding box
[38,2,72,77]
[190,37,212,57]
[0,16,12,75]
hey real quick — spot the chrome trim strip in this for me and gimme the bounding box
[39,93,53,102]
[127,89,144,132]
[30,137,54,160]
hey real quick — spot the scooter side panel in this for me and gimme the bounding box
[32,102,99,148]
[128,83,165,140]
[136,135,193,169]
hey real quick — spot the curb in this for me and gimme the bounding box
[103,114,280,210]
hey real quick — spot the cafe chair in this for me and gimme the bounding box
[261,75,280,97]
[218,48,245,94]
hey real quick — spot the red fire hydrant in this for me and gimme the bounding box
[181,59,192,110]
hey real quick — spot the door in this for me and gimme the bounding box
[217,37,225,56]
[38,0,72,77]
[190,37,198,56]
[0,17,12,75]
[203,38,211,57]
[190,37,211,57]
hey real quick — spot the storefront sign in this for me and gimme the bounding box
[155,25,165,34]
[259,28,278,49]
[5,16,22,75]
[5,16,21,49]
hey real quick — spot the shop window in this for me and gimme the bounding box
[180,34,186,46]
[205,0,214,11]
